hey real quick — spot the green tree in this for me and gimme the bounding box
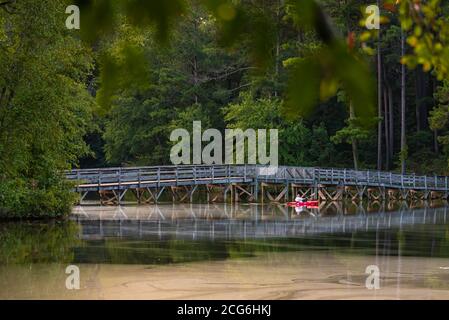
[0,0,95,217]
[225,92,336,166]
[103,4,247,165]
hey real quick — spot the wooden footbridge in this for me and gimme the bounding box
[66,165,449,205]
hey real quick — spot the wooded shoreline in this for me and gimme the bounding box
[2,1,449,218]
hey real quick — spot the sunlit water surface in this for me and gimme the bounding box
[1,202,449,299]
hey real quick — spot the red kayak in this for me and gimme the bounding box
[286,200,319,207]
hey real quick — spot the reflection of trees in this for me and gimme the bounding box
[74,239,238,265]
[76,224,449,266]
[0,221,80,264]
[2,220,449,267]
[225,225,449,259]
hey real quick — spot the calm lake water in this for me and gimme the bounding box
[1,202,449,299]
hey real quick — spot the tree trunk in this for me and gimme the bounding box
[274,0,281,97]
[192,17,199,104]
[192,55,198,104]
[388,86,394,161]
[384,85,390,170]
[377,0,383,170]
[415,68,422,132]
[434,129,439,153]
[415,68,433,132]
[401,29,407,175]
[432,78,438,154]
[350,101,359,170]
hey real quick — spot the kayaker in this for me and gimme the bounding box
[295,193,305,203]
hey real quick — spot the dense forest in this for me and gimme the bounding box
[1,0,449,217]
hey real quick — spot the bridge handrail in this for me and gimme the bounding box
[66,164,449,191]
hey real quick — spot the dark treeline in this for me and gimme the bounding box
[1,0,449,217]
[81,0,449,175]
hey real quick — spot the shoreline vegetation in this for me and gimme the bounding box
[2,1,449,218]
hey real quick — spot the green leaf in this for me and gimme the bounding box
[282,57,321,118]
[124,0,187,43]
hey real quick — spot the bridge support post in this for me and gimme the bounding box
[99,190,126,205]
[133,187,166,204]
[387,189,398,200]
[342,185,366,201]
[232,184,256,202]
[260,182,288,203]
[400,188,410,200]
[170,185,198,203]
[356,185,366,201]
[367,187,385,201]
[78,191,88,205]
[291,184,315,201]
[318,185,343,201]
[207,184,242,203]
[118,189,127,204]
[223,184,231,203]
[253,181,259,202]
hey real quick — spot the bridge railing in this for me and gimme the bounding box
[251,166,449,190]
[66,164,449,191]
[316,168,448,190]
[66,164,252,188]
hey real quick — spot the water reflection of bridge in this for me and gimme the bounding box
[73,203,449,240]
